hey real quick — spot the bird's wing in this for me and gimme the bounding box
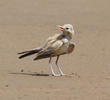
[38,40,63,55]
[42,34,60,48]
[34,40,63,60]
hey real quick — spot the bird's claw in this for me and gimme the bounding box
[51,74,61,77]
[51,73,66,77]
[61,73,66,76]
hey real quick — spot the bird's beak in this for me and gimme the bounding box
[57,25,64,31]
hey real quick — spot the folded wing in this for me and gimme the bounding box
[34,40,63,60]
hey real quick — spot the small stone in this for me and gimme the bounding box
[21,69,24,72]
[5,85,9,87]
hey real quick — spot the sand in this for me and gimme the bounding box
[0,0,110,100]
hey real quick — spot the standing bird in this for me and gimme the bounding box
[18,24,75,76]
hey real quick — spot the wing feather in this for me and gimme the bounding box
[34,40,63,60]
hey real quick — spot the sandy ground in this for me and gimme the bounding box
[0,0,110,100]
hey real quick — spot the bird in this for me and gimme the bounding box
[18,24,75,76]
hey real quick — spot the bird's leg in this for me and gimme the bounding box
[56,56,66,76]
[49,57,60,76]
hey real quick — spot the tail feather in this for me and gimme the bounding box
[18,51,30,54]
[18,48,42,59]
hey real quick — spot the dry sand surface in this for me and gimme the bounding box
[0,0,110,100]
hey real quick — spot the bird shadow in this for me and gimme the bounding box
[9,71,80,78]
[9,72,52,77]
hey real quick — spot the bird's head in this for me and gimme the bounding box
[57,24,74,40]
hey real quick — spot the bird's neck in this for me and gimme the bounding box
[62,32,72,40]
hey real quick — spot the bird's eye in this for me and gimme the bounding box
[66,28,69,30]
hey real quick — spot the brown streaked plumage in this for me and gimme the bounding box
[18,24,75,76]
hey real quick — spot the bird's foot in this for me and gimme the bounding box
[49,73,66,77]
[60,73,66,76]
[61,74,66,76]
[52,74,61,77]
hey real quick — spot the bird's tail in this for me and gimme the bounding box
[18,48,42,59]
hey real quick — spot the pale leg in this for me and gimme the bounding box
[56,56,66,76]
[49,57,60,76]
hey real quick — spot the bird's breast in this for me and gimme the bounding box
[55,39,69,55]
